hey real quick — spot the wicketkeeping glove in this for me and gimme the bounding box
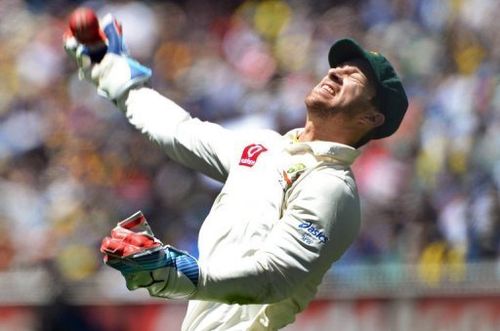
[63,14,152,101]
[100,211,200,299]
[63,31,104,81]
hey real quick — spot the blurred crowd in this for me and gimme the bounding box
[0,0,499,287]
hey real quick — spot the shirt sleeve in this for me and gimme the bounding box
[193,169,361,304]
[118,87,237,182]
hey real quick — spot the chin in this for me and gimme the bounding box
[306,90,338,112]
[305,99,331,117]
[305,94,323,109]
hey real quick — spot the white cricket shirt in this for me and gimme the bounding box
[120,88,362,330]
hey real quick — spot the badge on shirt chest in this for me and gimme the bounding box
[279,162,306,191]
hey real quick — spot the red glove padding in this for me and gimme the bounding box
[100,211,162,262]
[101,228,160,258]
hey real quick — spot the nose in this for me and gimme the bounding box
[328,68,342,84]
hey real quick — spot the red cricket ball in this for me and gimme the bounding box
[68,7,103,44]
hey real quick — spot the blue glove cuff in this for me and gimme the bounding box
[107,246,199,286]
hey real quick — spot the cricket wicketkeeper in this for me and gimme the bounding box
[64,13,408,331]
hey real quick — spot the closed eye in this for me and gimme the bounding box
[350,74,364,84]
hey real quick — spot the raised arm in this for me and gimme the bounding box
[64,13,236,181]
[119,88,235,182]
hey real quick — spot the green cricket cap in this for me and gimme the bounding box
[328,38,408,139]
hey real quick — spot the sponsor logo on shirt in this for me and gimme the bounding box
[239,144,268,167]
[298,220,329,244]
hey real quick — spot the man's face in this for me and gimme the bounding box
[305,58,377,116]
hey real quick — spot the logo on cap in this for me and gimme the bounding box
[239,144,268,167]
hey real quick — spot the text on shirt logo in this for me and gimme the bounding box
[239,144,268,167]
[298,220,329,244]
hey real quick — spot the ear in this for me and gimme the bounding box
[359,111,385,128]
[371,112,385,128]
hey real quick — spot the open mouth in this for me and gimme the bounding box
[321,84,335,95]
[319,82,337,97]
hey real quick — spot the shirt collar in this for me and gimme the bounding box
[284,128,360,166]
